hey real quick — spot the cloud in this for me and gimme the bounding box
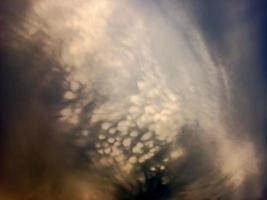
[1,0,266,199]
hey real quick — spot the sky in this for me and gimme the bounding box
[0,0,267,199]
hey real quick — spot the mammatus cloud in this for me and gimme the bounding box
[0,0,265,199]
